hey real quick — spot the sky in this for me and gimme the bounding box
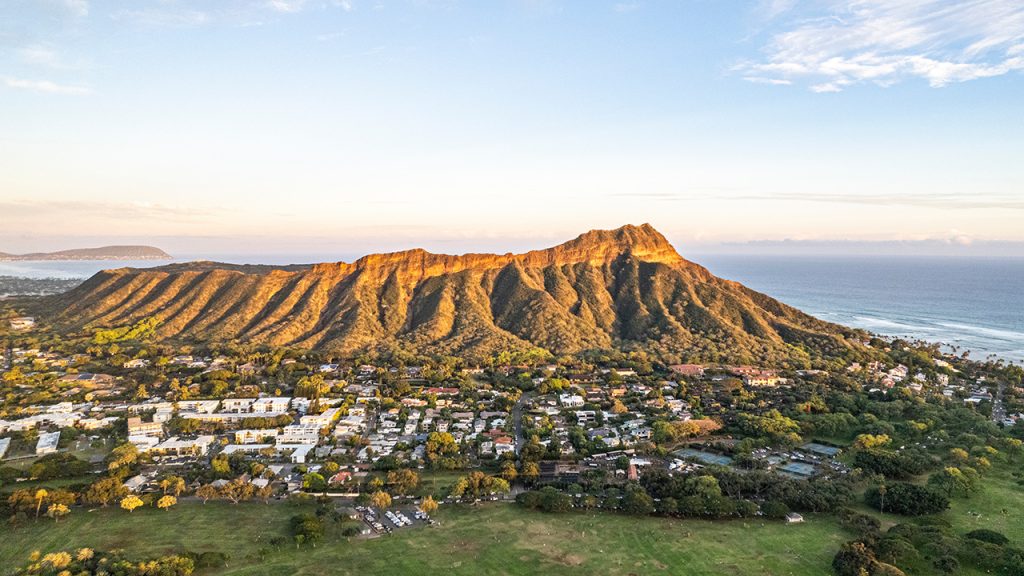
[2,0,1023,258]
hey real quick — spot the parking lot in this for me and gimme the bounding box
[356,505,435,535]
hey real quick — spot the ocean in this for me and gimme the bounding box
[3,254,1023,363]
[694,254,1024,363]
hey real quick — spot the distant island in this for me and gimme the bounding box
[0,245,171,262]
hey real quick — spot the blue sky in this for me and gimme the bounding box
[1,0,1023,257]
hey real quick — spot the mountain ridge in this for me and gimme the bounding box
[30,225,865,365]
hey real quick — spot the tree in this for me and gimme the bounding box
[927,467,979,498]
[865,483,948,515]
[369,490,392,510]
[539,487,572,513]
[386,469,420,495]
[34,489,48,518]
[257,483,275,503]
[419,495,438,515]
[761,500,790,519]
[157,495,177,511]
[451,471,509,500]
[425,432,461,469]
[621,486,654,515]
[159,475,186,497]
[196,484,219,504]
[853,434,891,450]
[46,503,69,523]
[290,514,324,548]
[84,477,128,506]
[120,495,144,513]
[832,541,876,576]
[210,454,232,477]
[303,473,327,493]
[500,460,518,482]
[520,461,540,485]
[221,478,255,504]
[106,443,139,472]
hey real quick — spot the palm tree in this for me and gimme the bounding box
[34,489,48,518]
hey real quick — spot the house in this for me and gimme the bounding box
[574,410,597,425]
[494,436,516,456]
[127,417,163,438]
[176,400,221,414]
[222,398,255,413]
[300,407,341,428]
[123,359,151,369]
[669,364,705,378]
[149,436,216,456]
[280,444,314,463]
[123,474,150,493]
[251,397,292,413]
[559,394,584,408]
[9,317,35,330]
[785,513,805,523]
[235,429,279,444]
[36,431,60,455]
[280,424,321,444]
[743,371,781,387]
[329,471,353,484]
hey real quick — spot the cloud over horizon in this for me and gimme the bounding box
[740,0,1024,91]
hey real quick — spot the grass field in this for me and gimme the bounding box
[8,467,1018,575]
[1,502,850,576]
[945,466,1024,542]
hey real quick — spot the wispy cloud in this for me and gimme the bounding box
[613,2,641,13]
[18,44,61,67]
[2,76,91,95]
[759,191,1024,210]
[0,199,217,221]
[743,76,792,85]
[738,0,1024,91]
[49,0,88,17]
[267,0,306,13]
[608,191,1024,211]
[111,8,211,27]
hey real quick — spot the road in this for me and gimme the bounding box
[992,380,1007,423]
[512,391,532,455]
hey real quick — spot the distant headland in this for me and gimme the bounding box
[0,245,171,262]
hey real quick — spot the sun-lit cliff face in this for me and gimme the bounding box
[37,224,862,363]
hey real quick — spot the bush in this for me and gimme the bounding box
[832,541,875,576]
[761,500,790,519]
[838,508,881,538]
[194,551,228,568]
[964,528,1009,546]
[932,555,959,573]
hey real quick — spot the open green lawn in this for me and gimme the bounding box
[945,467,1024,542]
[852,465,1024,542]
[10,467,1017,575]
[1,502,851,576]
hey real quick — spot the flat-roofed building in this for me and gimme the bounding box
[127,417,163,438]
[36,431,60,455]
